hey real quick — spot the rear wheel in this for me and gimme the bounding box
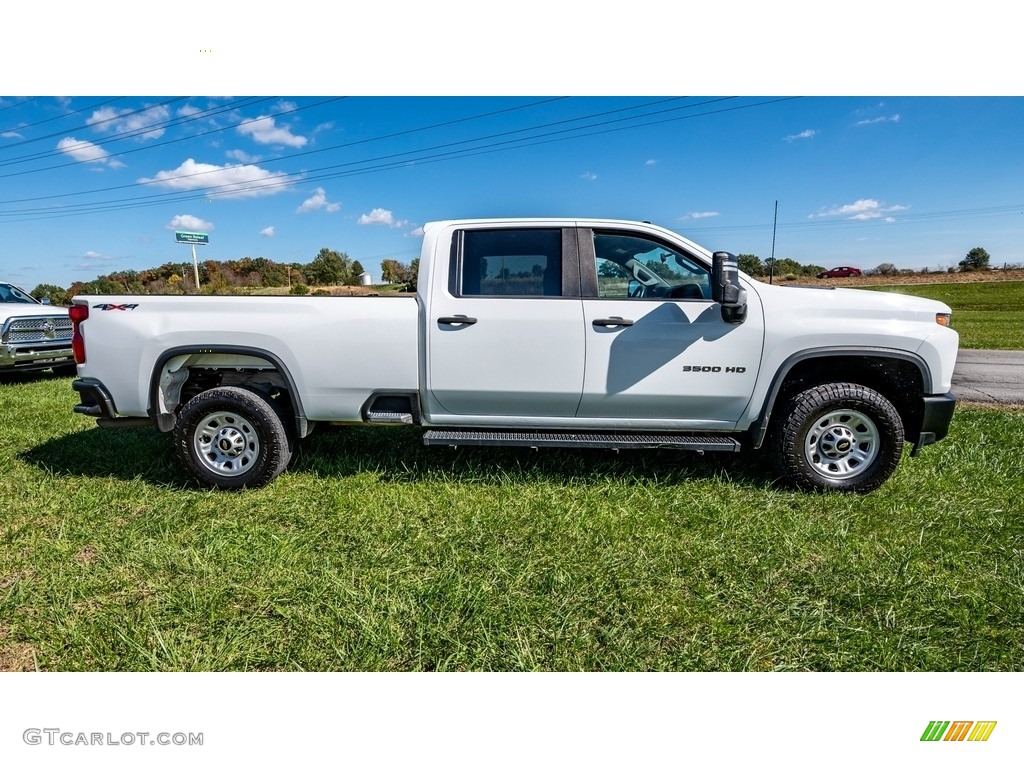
[173,386,293,490]
[770,383,904,493]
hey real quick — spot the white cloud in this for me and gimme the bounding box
[784,129,818,142]
[358,208,407,228]
[177,105,202,117]
[166,214,214,232]
[296,187,341,213]
[74,250,119,270]
[681,211,721,220]
[2,130,23,139]
[56,137,126,168]
[226,148,261,163]
[237,115,308,148]
[813,198,909,221]
[138,158,293,198]
[408,226,425,238]
[855,114,901,126]
[87,104,170,140]
[580,172,598,181]
[260,226,275,238]
[645,159,657,166]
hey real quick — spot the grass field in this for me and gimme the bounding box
[2,374,1021,672]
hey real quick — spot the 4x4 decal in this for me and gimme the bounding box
[94,303,139,311]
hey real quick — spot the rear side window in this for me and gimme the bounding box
[457,229,562,297]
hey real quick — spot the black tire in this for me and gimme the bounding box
[769,383,904,493]
[173,386,293,490]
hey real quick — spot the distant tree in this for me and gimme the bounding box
[407,258,420,292]
[737,254,762,276]
[31,283,70,305]
[959,247,991,272]
[381,258,414,285]
[348,260,365,285]
[875,263,897,276]
[304,248,350,285]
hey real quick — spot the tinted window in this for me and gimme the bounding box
[459,229,562,297]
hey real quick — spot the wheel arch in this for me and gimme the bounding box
[147,344,309,437]
[751,347,930,449]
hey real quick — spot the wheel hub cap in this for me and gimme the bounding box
[804,409,880,480]
[194,411,260,477]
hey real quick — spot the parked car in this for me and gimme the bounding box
[817,266,863,279]
[0,282,75,374]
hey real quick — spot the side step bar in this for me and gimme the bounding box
[423,429,740,453]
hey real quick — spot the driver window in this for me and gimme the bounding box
[593,232,710,300]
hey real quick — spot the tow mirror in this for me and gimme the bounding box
[711,251,747,324]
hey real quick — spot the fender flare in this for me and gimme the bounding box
[750,346,931,449]
[147,345,309,436]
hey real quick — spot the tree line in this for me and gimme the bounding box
[29,248,421,305]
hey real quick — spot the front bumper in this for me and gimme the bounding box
[910,392,957,456]
[0,343,74,372]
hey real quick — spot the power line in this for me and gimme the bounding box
[0,97,714,214]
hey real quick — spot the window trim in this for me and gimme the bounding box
[448,227,581,299]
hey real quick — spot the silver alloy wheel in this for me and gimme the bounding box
[803,408,879,480]
[193,410,260,477]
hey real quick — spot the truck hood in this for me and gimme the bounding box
[751,281,952,321]
[1,304,70,320]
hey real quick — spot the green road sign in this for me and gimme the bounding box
[175,231,210,245]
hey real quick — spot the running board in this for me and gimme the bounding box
[422,429,740,453]
[366,411,415,424]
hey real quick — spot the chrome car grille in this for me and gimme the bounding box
[2,315,73,345]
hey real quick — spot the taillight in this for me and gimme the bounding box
[69,303,89,364]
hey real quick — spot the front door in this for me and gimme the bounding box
[578,229,764,427]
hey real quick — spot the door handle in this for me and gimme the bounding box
[437,316,478,325]
[592,317,634,327]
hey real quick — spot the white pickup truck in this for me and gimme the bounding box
[70,218,959,493]
[1,282,74,375]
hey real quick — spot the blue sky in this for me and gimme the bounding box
[2,95,1021,290]
[2,5,1021,291]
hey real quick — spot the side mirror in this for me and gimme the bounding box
[39,297,51,305]
[711,251,747,324]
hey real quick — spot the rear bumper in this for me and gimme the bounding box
[73,377,119,419]
[911,392,957,456]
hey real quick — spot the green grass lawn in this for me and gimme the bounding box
[2,374,1022,671]
[862,280,1024,349]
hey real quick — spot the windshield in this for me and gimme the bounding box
[0,283,40,304]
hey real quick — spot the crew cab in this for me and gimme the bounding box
[1,282,74,374]
[70,218,959,493]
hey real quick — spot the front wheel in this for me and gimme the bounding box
[173,386,293,490]
[770,383,904,493]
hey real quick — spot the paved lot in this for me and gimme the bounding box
[952,349,1024,405]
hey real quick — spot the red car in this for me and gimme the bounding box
[817,266,862,278]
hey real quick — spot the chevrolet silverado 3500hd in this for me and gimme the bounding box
[70,219,958,492]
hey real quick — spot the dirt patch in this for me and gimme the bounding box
[75,546,98,565]
[0,626,38,672]
[762,269,1024,289]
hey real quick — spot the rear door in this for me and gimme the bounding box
[426,225,586,418]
